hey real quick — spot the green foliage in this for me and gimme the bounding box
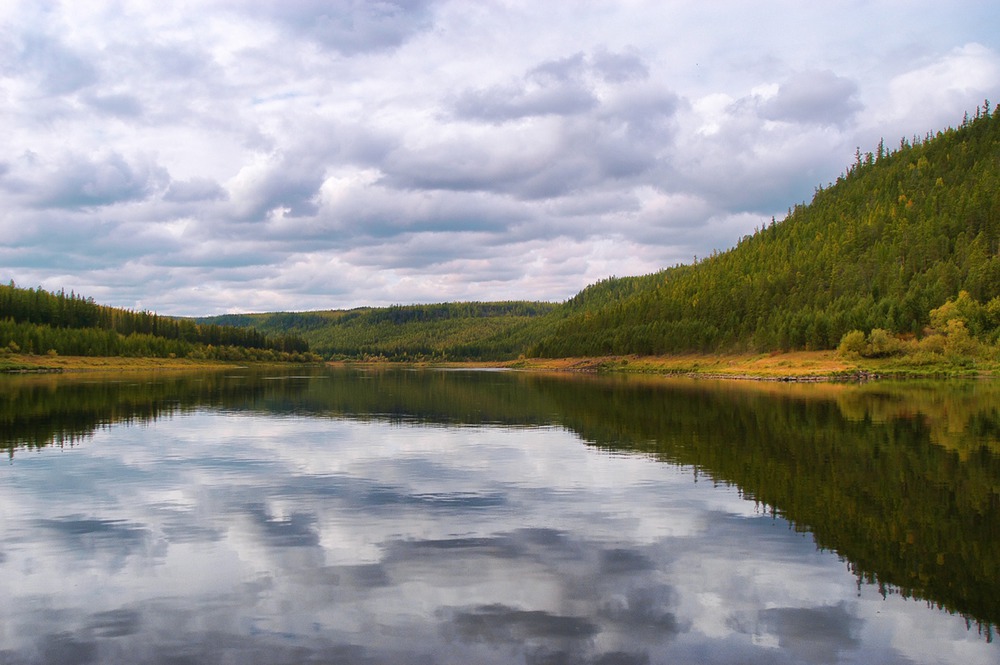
[866,328,904,357]
[837,330,867,357]
[944,319,978,358]
[199,301,559,361]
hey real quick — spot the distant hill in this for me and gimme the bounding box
[198,301,558,361]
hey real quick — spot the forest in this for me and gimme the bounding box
[0,283,317,362]
[198,301,558,361]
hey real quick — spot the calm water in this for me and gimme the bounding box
[1,367,998,664]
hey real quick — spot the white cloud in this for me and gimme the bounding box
[881,43,1000,134]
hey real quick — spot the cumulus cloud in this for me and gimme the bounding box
[226,152,326,220]
[232,0,437,55]
[452,51,652,124]
[760,70,862,127]
[8,32,98,95]
[1,151,169,209]
[164,177,229,203]
[880,43,1000,135]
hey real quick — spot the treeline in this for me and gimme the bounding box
[200,301,558,361]
[529,103,1000,357]
[0,282,317,361]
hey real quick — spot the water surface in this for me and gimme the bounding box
[1,368,998,664]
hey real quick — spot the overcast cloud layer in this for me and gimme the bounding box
[1,1,999,315]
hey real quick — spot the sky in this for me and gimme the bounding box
[1,1,999,316]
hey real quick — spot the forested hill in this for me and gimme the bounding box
[198,301,558,361]
[0,283,314,361]
[529,104,1000,357]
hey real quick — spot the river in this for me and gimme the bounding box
[1,367,997,664]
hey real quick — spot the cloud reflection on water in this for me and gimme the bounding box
[0,409,995,664]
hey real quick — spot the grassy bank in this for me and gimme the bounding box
[4,351,995,380]
[0,354,254,373]
[334,350,999,380]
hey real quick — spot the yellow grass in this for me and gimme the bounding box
[332,351,864,380]
[6,350,993,381]
[1,354,239,373]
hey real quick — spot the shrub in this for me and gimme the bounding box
[917,334,946,355]
[865,328,903,357]
[837,330,867,358]
[944,319,978,358]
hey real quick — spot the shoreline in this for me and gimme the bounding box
[2,351,993,381]
[0,355,259,374]
[333,351,995,381]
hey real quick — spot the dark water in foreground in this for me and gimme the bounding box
[1,367,999,664]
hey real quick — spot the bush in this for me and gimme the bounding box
[865,328,904,357]
[837,330,867,358]
[944,319,978,358]
[917,334,946,355]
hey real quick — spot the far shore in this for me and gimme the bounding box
[0,355,247,374]
[2,350,994,380]
[336,350,996,380]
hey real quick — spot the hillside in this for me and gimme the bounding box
[529,104,1000,357]
[0,283,316,363]
[199,302,558,361]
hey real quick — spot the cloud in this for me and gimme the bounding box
[591,49,650,83]
[760,70,861,127]
[880,43,1000,134]
[233,0,437,55]
[226,151,327,219]
[758,603,862,664]
[244,503,321,547]
[9,32,98,95]
[83,92,144,118]
[1,151,169,209]
[164,177,229,203]
[452,50,653,124]
[442,603,599,644]
[453,82,598,124]
[383,51,676,204]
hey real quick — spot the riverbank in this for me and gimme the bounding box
[3,350,995,380]
[334,350,998,380]
[0,355,248,373]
